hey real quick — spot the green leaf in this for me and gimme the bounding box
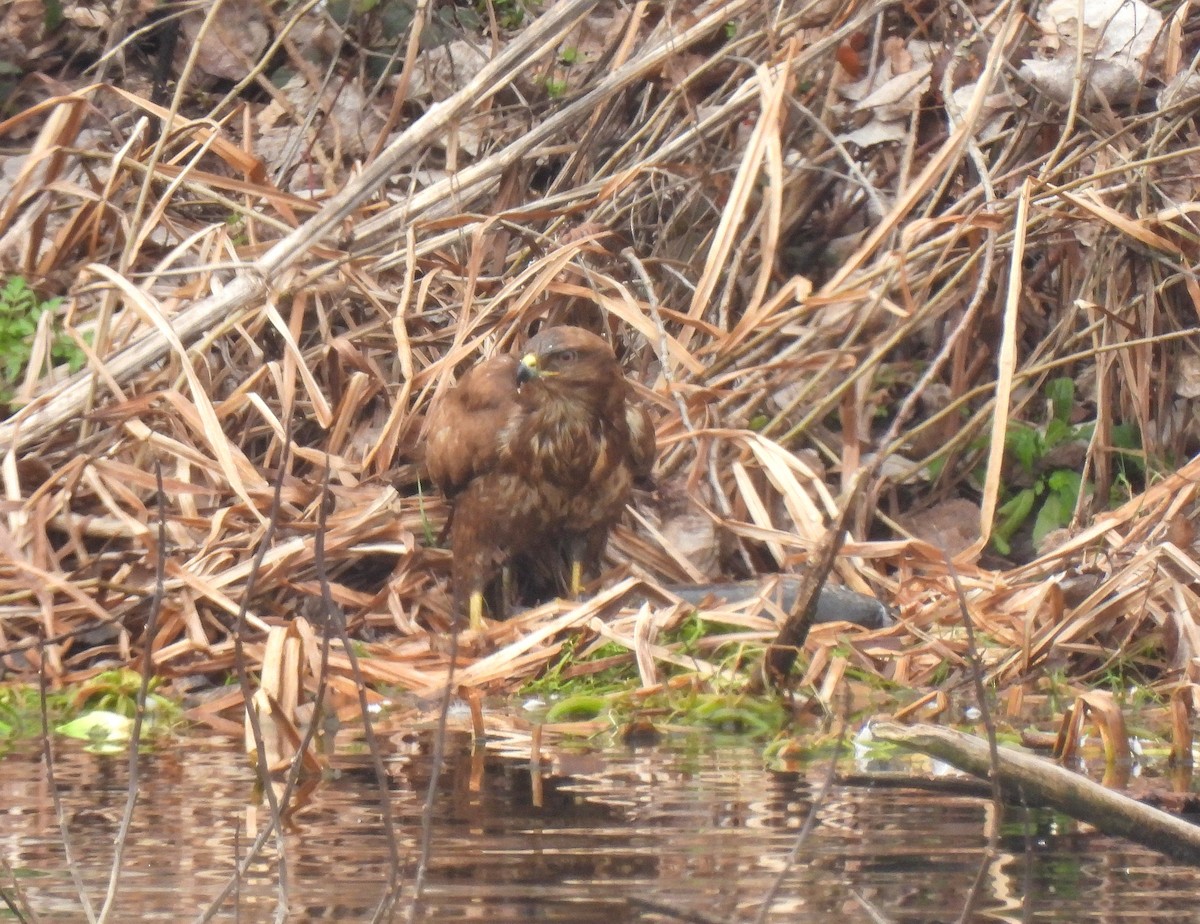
[377,1,415,40]
[1043,417,1074,449]
[1045,377,1075,423]
[1046,468,1083,506]
[1006,424,1041,474]
[0,277,69,395]
[1032,493,1068,548]
[994,487,1037,554]
[43,0,65,31]
[1112,422,1140,450]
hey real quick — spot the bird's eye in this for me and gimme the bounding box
[556,349,577,363]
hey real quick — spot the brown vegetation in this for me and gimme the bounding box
[1,0,1199,731]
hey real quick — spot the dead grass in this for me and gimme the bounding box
[2,0,1200,734]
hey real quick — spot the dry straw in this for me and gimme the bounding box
[1,0,1198,730]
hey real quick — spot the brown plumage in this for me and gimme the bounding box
[424,326,655,630]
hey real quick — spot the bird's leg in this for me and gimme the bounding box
[563,534,589,598]
[501,565,513,619]
[566,526,611,599]
[569,557,584,598]
[469,590,486,632]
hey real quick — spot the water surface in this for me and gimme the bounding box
[2,730,1198,921]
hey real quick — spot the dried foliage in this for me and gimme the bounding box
[3,0,1200,730]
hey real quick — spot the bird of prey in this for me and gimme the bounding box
[424,326,655,630]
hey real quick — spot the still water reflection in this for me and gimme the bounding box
[2,730,1199,921]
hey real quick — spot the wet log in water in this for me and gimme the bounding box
[872,721,1200,865]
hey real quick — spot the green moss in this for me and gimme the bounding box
[544,694,608,722]
[673,692,785,736]
[522,636,639,697]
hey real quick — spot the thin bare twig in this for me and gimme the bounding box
[196,415,296,924]
[751,687,850,924]
[96,463,169,923]
[404,628,462,924]
[38,645,97,924]
[945,547,1005,924]
[310,462,405,923]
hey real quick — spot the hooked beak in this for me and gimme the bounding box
[516,353,539,386]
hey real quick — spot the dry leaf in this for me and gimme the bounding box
[179,2,272,83]
[408,39,493,101]
[838,40,937,146]
[901,499,982,556]
[1020,0,1163,105]
[1176,354,1200,399]
[949,78,1018,141]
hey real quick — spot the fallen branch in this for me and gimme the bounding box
[872,721,1200,866]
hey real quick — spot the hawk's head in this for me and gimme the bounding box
[516,327,622,404]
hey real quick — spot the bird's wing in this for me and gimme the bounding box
[424,354,520,496]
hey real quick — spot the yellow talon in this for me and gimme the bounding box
[469,591,485,632]
[570,559,583,598]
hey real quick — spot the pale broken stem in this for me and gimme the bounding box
[871,722,1200,865]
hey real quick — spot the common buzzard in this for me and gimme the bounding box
[425,326,655,630]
